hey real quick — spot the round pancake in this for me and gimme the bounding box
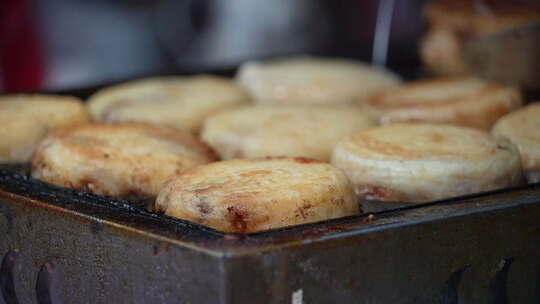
[365,77,522,130]
[201,105,377,161]
[492,102,540,183]
[87,75,250,133]
[236,56,401,105]
[31,123,217,197]
[155,157,359,233]
[0,94,91,162]
[331,123,523,203]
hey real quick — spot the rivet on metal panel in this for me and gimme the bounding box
[487,257,514,304]
[36,260,62,304]
[438,265,469,304]
[0,250,21,304]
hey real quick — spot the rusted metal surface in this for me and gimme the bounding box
[1,169,540,303]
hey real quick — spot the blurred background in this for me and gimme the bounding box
[0,0,429,93]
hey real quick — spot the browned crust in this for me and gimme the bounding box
[345,125,501,160]
[367,78,502,109]
[0,94,92,162]
[155,157,358,233]
[332,123,523,203]
[87,75,251,133]
[51,123,218,162]
[366,77,522,130]
[492,103,540,174]
[31,123,218,197]
[201,105,377,161]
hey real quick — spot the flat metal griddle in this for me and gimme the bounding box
[1,78,540,303]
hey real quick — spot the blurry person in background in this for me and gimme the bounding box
[0,0,427,93]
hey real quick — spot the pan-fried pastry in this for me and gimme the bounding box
[492,103,540,183]
[0,94,91,162]
[87,75,250,133]
[331,123,523,203]
[201,105,377,161]
[31,123,217,197]
[155,157,359,233]
[365,77,522,130]
[236,56,401,105]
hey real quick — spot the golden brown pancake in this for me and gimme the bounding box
[365,77,522,130]
[492,102,540,183]
[201,105,377,161]
[0,94,91,162]
[156,157,359,233]
[331,123,523,203]
[87,75,250,133]
[236,56,401,105]
[31,123,217,197]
